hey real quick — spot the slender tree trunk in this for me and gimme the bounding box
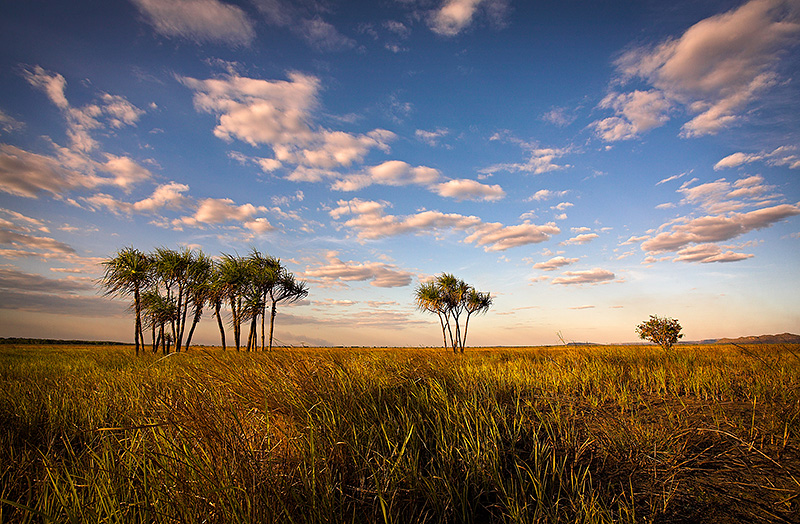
[184,308,201,350]
[247,314,257,351]
[437,313,447,350]
[268,301,278,351]
[214,302,226,350]
[133,288,141,356]
[260,301,266,351]
[462,313,472,353]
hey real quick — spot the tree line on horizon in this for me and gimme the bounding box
[100,247,308,356]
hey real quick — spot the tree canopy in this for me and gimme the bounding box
[414,273,492,353]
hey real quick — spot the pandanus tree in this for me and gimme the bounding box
[217,253,250,351]
[414,273,493,353]
[267,270,308,351]
[100,247,151,356]
[101,247,309,351]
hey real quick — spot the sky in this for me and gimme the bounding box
[1,0,799,347]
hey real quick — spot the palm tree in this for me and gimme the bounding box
[140,289,177,354]
[414,281,449,350]
[245,249,281,351]
[208,260,227,350]
[217,253,249,351]
[100,247,151,356]
[152,247,193,352]
[267,271,308,351]
[183,252,213,350]
[462,289,493,353]
[414,274,492,353]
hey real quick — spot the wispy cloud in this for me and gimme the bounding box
[552,268,616,285]
[714,146,800,170]
[330,198,559,251]
[302,251,413,288]
[593,0,800,140]
[131,0,256,46]
[533,256,579,271]
[428,0,509,37]
[181,71,395,169]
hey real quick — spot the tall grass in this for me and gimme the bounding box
[1,344,798,523]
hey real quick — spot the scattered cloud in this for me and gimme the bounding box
[528,189,569,202]
[714,146,800,170]
[181,71,395,169]
[415,128,450,146]
[24,66,144,152]
[330,198,559,251]
[130,0,256,45]
[561,233,599,245]
[637,174,799,262]
[594,0,800,140]
[428,0,510,37]
[672,243,754,263]
[434,179,505,201]
[298,17,356,51]
[592,90,671,141]
[552,268,616,285]
[533,256,579,271]
[303,251,413,288]
[541,106,578,127]
[0,110,24,134]
[483,141,571,175]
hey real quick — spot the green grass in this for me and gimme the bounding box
[1,343,798,523]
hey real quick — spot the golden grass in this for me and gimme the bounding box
[1,343,798,523]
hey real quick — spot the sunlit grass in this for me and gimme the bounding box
[1,343,798,522]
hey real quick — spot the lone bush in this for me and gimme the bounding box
[636,315,683,351]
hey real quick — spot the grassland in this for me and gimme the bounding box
[1,343,798,523]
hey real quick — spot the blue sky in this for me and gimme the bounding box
[1,0,798,346]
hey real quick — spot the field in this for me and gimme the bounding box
[1,343,798,523]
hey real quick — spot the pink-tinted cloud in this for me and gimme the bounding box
[552,268,616,285]
[330,198,559,251]
[303,251,413,288]
[131,0,256,45]
[533,256,579,271]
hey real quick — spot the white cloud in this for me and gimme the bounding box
[330,198,558,251]
[592,90,671,141]
[715,146,800,170]
[182,72,395,169]
[303,251,413,288]
[541,106,577,127]
[552,268,616,285]
[415,128,450,146]
[533,256,579,271]
[641,202,800,254]
[298,17,356,51]
[483,135,571,175]
[24,66,144,152]
[131,0,256,45]
[0,229,76,255]
[434,179,505,201]
[597,0,800,140]
[84,182,190,215]
[561,233,599,245]
[672,243,754,263]
[0,110,24,134]
[528,189,569,202]
[429,0,509,36]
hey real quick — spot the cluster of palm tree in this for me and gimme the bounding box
[414,273,493,353]
[100,247,308,355]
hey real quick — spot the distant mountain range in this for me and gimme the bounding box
[715,333,800,344]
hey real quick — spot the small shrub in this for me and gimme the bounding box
[636,315,683,351]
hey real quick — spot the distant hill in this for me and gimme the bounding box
[717,333,800,344]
